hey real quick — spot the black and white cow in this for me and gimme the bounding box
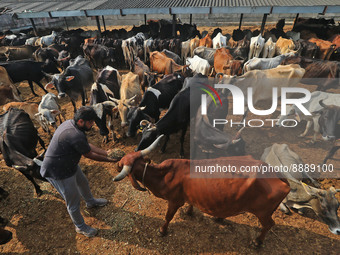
[126,73,184,137]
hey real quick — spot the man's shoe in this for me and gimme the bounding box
[75,225,98,237]
[86,198,108,209]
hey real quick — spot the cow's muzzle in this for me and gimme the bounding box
[58,93,66,99]
[322,135,336,141]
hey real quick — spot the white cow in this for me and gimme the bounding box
[212,32,228,49]
[243,53,294,73]
[181,39,191,63]
[262,37,276,58]
[40,31,58,47]
[220,64,305,109]
[248,34,265,59]
[261,143,340,236]
[186,55,211,76]
[286,31,300,41]
[36,92,64,134]
[277,91,340,142]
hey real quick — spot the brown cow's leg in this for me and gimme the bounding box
[253,215,275,248]
[159,202,182,236]
[185,204,193,216]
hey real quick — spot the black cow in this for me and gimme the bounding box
[0,59,60,96]
[295,39,319,59]
[34,47,59,63]
[127,73,184,137]
[313,100,340,164]
[136,73,207,158]
[57,50,71,70]
[45,56,93,112]
[83,43,114,69]
[0,108,46,196]
[193,92,245,159]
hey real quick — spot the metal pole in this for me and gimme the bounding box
[64,17,69,31]
[239,14,243,30]
[30,18,38,36]
[95,16,101,38]
[102,16,106,32]
[144,14,147,25]
[293,13,299,30]
[260,14,268,35]
[190,14,192,25]
[172,14,176,38]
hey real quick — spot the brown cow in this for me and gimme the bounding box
[0,66,22,105]
[198,34,213,48]
[275,37,296,55]
[150,51,191,76]
[3,102,38,120]
[309,38,336,60]
[113,135,290,248]
[189,36,200,57]
[281,55,340,91]
[214,48,234,74]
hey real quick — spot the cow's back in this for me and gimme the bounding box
[0,108,38,165]
[165,156,290,218]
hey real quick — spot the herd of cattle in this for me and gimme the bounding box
[0,17,339,247]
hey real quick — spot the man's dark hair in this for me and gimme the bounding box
[74,106,97,122]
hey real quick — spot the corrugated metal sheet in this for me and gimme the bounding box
[1,0,339,18]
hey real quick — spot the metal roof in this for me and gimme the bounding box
[0,0,339,19]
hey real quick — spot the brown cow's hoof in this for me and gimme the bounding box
[251,239,264,249]
[158,228,167,237]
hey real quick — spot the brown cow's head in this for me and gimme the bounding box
[113,135,164,183]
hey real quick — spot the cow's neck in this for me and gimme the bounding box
[133,160,169,198]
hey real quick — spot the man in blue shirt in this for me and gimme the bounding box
[41,106,118,237]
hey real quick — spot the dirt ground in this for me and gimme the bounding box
[0,24,340,255]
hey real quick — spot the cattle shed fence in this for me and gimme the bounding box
[0,0,340,35]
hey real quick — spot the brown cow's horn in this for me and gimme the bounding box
[141,134,164,156]
[113,165,131,181]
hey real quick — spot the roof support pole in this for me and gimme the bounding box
[172,14,176,38]
[29,18,38,36]
[293,13,299,30]
[190,14,192,25]
[260,14,268,35]
[144,14,147,25]
[102,16,106,32]
[95,16,101,38]
[64,17,69,31]
[239,14,243,30]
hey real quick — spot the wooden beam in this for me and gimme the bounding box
[64,17,69,31]
[144,14,147,25]
[172,14,176,38]
[190,14,192,25]
[260,14,268,35]
[29,18,38,36]
[102,16,106,31]
[95,16,101,38]
[239,13,243,30]
[293,13,299,30]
